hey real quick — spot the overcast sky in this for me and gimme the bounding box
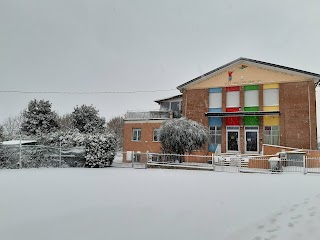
[1,0,320,126]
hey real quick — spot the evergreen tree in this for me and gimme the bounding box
[71,105,106,133]
[21,99,60,135]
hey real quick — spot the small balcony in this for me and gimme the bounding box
[124,110,176,121]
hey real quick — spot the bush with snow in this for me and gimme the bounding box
[159,118,209,155]
[0,125,4,142]
[84,133,117,168]
[71,105,106,134]
[39,130,117,168]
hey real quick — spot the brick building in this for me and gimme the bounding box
[123,58,320,160]
[123,95,182,162]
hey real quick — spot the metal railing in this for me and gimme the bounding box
[124,110,171,120]
[118,151,320,174]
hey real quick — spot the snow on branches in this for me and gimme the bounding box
[21,99,60,135]
[71,105,106,134]
[159,118,209,155]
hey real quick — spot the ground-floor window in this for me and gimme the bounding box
[210,126,222,145]
[264,126,280,145]
[132,128,141,141]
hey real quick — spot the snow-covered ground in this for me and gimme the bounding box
[0,168,320,240]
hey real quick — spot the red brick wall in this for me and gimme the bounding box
[279,81,317,150]
[123,121,163,161]
[182,89,209,126]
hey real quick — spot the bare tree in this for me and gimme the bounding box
[2,114,23,140]
[57,113,74,131]
[106,116,124,150]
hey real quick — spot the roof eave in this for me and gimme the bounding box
[177,57,320,91]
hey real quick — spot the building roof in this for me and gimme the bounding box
[154,94,183,104]
[2,140,37,145]
[177,57,320,91]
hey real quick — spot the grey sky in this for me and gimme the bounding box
[1,0,320,126]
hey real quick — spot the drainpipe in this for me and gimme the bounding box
[308,82,312,149]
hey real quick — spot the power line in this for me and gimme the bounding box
[0,89,179,95]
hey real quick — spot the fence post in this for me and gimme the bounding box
[19,131,22,169]
[59,141,62,167]
[212,153,214,171]
[132,152,134,168]
[303,155,307,175]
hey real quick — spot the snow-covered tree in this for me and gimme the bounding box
[84,133,117,168]
[21,99,60,135]
[0,125,4,142]
[106,116,124,150]
[1,114,23,140]
[159,118,209,155]
[71,105,106,133]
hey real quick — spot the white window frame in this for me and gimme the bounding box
[264,126,280,145]
[226,126,240,152]
[244,126,259,153]
[132,128,141,141]
[209,126,222,145]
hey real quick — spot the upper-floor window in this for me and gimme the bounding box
[132,128,141,141]
[226,87,240,108]
[209,91,222,108]
[263,88,279,106]
[153,128,160,142]
[160,101,181,111]
[244,86,259,107]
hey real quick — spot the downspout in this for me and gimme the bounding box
[184,90,188,118]
[308,82,312,149]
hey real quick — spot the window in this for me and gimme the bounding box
[153,128,160,142]
[226,91,240,108]
[160,101,181,112]
[132,128,141,141]
[210,126,222,145]
[160,102,170,110]
[171,101,180,112]
[264,126,280,145]
[244,90,259,107]
[209,92,222,108]
[263,88,279,106]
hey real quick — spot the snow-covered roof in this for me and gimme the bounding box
[2,140,37,145]
[154,94,182,104]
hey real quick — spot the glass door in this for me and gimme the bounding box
[245,127,259,153]
[227,127,239,152]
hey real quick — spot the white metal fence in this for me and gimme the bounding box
[0,145,85,169]
[118,151,320,174]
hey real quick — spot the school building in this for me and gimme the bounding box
[123,57,320,160]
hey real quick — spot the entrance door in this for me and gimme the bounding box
[245,127,259,153]
[227,127,239,152]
